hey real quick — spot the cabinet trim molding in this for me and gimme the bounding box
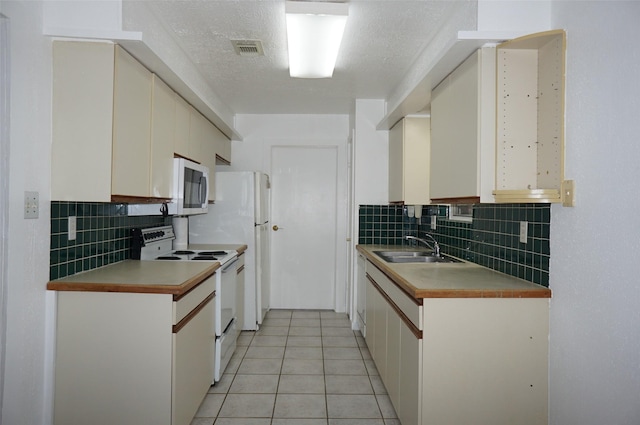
[367,273,422,340]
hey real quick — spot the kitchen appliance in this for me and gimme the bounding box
[173,157,209,215]
[126,158,210,217]
[189,171,270,330]
[132,225,238,383]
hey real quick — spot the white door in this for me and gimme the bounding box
[270,146,338,310]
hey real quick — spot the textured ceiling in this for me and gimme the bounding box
[145,0,459,115]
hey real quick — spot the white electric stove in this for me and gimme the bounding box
[132,225,239,383]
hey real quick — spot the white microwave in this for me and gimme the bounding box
[173,158,209,215]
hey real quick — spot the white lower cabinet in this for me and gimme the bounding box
[53,277,216,425]
[365,262,423,425]
[364,259,548,425]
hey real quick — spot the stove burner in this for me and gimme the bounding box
[173,250,195,255]
[156,256,181,260]
[192,256,219,261]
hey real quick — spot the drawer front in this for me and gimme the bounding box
[367,262,422,331]
[173,274,216,325]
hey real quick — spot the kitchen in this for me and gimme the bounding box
[2,2,640,425]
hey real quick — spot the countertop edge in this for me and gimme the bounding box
[357,245,552,300]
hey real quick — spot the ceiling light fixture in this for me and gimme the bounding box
[285,1,348,78]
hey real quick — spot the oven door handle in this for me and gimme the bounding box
[221,258,239,272]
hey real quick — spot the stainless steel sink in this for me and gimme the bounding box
[373,250,462,264]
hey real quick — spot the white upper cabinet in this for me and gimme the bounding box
[388,116,431,205]
[430,47,496,203]
[174,93,191,160]
[52,41,175,202]
[52,40,228,204]
[52,41,115,202]
[111,45,153,199]
[188,106,207,164]
[215,134,232,165]
[493,30,567,203]
[150,75,176,199]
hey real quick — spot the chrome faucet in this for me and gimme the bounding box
[405,234,441,257]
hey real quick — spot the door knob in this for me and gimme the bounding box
[272,225,280,231]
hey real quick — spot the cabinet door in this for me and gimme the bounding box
[388,117,430,205]
[188,106,206,163]
[52,41,114,202]
[174,94,191,158]
[372,285,387,381]
[216,135,232,165]
[150,75,176,199]
[201,120,218,200]
[430,47,496,203]
[364,274,376,357]
[399,317,422,425]
[112,45,152,198]
[172,298,215,425]
[388,122,404,203]
[386,308,401,410]
[431,51,480,200]
[356,254,367,334]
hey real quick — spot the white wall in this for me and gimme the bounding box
[549,2,640,424]
[230,114,351,312]
[0,1,55,424]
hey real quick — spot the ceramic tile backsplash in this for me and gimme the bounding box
[358,203,551,287]
[50,202,170,280]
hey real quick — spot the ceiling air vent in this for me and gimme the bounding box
[231,40,264,57]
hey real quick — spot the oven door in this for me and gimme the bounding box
[220,257,239,332]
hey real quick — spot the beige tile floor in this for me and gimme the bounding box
[191,309,400,425]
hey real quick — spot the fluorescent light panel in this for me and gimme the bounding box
[285,1,348,78]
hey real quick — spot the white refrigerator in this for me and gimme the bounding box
[189,171,271,330]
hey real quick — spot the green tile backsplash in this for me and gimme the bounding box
[49,202,170,280]
[358,203,551,287]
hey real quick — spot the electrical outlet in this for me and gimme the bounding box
[24,191,39,219]
[520,221,528,244]
[68,216,77,241]
[562,180,575,207]
[431,215,437,230]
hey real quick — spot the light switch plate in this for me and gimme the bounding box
[24,191,39,219]
[520,221,528,244]
[431,215,437,230]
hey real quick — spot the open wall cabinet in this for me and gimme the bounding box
[493,30,567,204]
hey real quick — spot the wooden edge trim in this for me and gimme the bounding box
[174,269,217,301]
[430,196,480,204]
[237,265,245,274]
[215,154,231,165]
[366,274,422,340]
[389,201,404,205]
[173,292,215,333]
[416,288,552,298]
[369,261,421,306]
[111,195,172,204]
[174,153,201,164]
